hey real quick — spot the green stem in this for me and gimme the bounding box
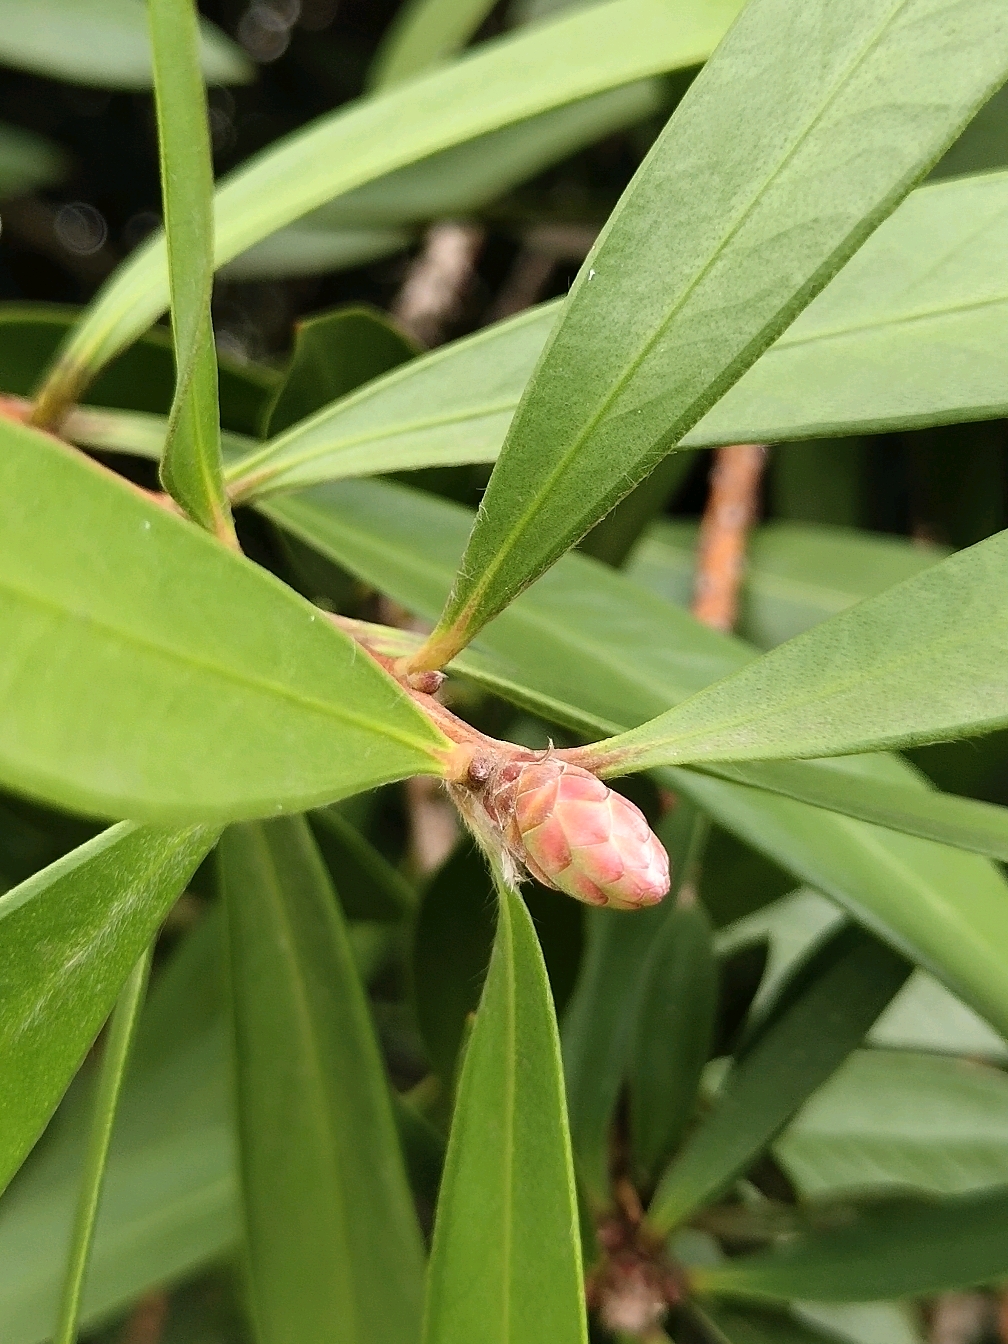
[53,945,154,1344]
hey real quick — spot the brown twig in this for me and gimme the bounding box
[691,443,767,633]
[390,221,485,347]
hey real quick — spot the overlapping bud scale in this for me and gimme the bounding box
[458,755,670,911]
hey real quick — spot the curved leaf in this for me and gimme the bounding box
[221,818,425,1344]
[0,911,236,1343]
[423,880,587,1344]
[415,0,1008,668]
[629,897,716,1192]
[0,418,447,823]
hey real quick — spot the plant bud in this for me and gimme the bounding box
[467,757,669,910]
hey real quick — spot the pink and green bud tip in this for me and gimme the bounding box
[453,755,670,911]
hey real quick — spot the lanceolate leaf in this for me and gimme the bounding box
[0,821,217,1195]
[583,529,1008,771]
[423,879,587,1344]
[221,818,425,1344]
[32,0,744,418]
[692,1187,1008,1304]
[646,926,910,1234]
[562,901,674,1207]
[0,419,447,823]
[149,0,234,542]
[413,0,1008,670]
[263,479,1008,1038]
[52,947,152,1344]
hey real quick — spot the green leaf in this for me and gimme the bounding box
[0,122,67,196]
[369,0,498,90]
[422,879,587,1344]
[589,529,1008,771]
[233,167,1008,496]
[264,305,418,438]
[414,0,1008,669]
[226,303,557,501]
[0,419,447,823]
[33,0,744,417]
[776,1049,1008,1199]
[53,946,152,1344]
[629,898,717,1192]
[148,0,233,542]
[0,822,216,1195]
[647,925,910,1234]
[0,910,237,1344]
[230,78,665,280]
[264,480,1008,1038]
[413,842,495,1088]
[693,1187,1008,1303]
[0,0,252,88]
[694,758,1008,863]
[221,817,425,1344]
[628,520,946,651]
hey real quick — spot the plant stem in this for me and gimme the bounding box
[691,442,767,632]
[53,945,154,1344]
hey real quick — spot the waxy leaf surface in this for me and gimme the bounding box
[420,0,1008,667]
[0,419,446,822]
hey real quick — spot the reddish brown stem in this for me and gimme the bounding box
[691,443,767,633]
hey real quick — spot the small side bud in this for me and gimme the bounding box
[406,669,446,694]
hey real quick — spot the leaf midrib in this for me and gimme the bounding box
[0,570,441,758]
[454,0,913,625]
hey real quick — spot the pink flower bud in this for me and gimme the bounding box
[474,757,669,911]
